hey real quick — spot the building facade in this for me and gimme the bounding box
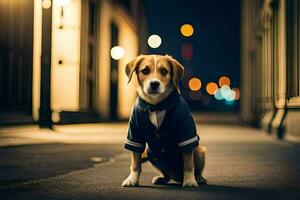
[0,0,147,125]
[240,0,300,140]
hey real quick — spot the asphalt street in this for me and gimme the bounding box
[0,122,300,200]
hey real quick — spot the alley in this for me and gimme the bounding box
[1,0,300,199]
[0,119,299,200]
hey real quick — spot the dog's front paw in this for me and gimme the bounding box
[122,174,139,187]
[182,177,198,187]
[182,170,198,187]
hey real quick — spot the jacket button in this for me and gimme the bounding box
[161,149,165,153]
[156,133,161,138]
[153,157,158,161]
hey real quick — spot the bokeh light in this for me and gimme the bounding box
[224,90,236,101]
[220,85,231,99]
[180,24,194,37]
[232,87,240,100]
[110,46,125,60]
[181,43,193,60]
[188,78,202,91]
[147,34,162,48]
[214,88,224,100]
[218,76,231,87]
[42,0,52,9]
[206,82,218,95]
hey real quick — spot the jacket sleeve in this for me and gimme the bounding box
[124,107,146,153]
[175,100,199,152]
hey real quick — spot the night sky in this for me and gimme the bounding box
[146,0,241,112]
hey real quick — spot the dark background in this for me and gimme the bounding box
[146,0,241,112]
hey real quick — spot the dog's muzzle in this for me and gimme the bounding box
[150,81,160,91]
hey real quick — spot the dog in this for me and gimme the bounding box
[122,55,207,187]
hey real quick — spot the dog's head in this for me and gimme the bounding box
[125,55,184,104]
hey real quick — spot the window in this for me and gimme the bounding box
[286,0,300,99]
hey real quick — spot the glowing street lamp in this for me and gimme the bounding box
[206,82,218,95]
[220,85,231,99]
[111,46,125,60]
[214,88,224,100]
[218,76,231,87]
[225,90,236,101]
[181,43,193,60]
[232,88,240,100]
[180,24,194,37]
[188,78,202,91]
[148,34,162,48]
[42,0,52,9]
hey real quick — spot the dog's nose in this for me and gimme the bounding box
[150,81,160,90]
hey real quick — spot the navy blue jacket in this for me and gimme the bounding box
[124,90,199,171]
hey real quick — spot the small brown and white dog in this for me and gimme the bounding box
[122,54,206,187]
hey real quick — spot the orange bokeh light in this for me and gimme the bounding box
[218,76,231,87]
[180,24,194,37]
[232,87,240,100]
[188,78,202,91]
[206,82,218,95]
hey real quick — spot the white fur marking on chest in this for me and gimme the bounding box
[149,110,166,128]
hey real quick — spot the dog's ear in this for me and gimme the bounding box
[166,55,184,90]
[125,55,145,83]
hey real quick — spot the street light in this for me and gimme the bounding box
[206,82,218,95]
[147,34,162,48]
[188,77,202,91]
[111,46,125,60]
[220,85,231,99]
[218,76,231,87]
[42,0,52,9]
[232,88,240,100]
[214,89,224,100]
[180,24,194,37]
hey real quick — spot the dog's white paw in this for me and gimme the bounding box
[122,174,139,187]
[182,170,198,187]
[183,177,198,187]
[182,177,198,187]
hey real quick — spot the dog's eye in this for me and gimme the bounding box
[141,68,150,75]
[161,68,168,76]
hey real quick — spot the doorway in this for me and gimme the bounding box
[0,0,34,124]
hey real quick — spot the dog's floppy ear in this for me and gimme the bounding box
[125,55,145,83]
[166,55,184,90]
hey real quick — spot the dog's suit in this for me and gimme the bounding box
[124,90,199,180]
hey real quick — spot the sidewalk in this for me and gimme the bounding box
[0,112,240,147]
[0,123,128,147]
[0,121,299,199]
